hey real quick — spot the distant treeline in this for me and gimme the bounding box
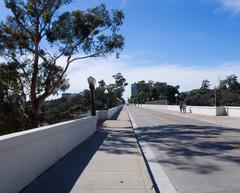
[129,74,240,106]
[129,81,179,105]
[0,73,127,135]
[42,73,127,125]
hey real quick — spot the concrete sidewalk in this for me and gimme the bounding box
[21,107,155,193]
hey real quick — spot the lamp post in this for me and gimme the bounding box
[175,93,179,105]
[104,89,109,110]
[214,86,219,107]
[87,76,96,116]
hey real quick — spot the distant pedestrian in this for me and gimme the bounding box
[183,102,187,113]
[179,101,183,113]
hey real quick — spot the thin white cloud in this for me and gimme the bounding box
[218,0,240,14]
[50,54,240,100]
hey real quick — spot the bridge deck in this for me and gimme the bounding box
[21,107,154,193]
[128,105,240,193]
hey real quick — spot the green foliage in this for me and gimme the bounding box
[0,63,30,134]
[182,75,240,106]
[112,73,128,99]
[129,75,240,106]
[42,94,89,124]
[219,74,240,92]
[0,0,125,127]
[200,79,210,91]
[129,81,179,104]
[41,73,127,125]
[182,89,215,106]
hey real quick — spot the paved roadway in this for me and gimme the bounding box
[128,105,240,193]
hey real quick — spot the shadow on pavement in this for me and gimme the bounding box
[136,124,240,175]
[98,128,141,155]
[20,114,138,193]
[20,130,108,193]
[20,107,143,193]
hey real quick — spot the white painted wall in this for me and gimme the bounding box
[167,105,180,112]
[140,104,177,112]
[139,104,168,111]
[96,105,123,120]
[107,105,123,119]
[0,116,97,193]
[140,104,229,116]
[96,110,108,120]
[0,105,124,193]
[186,106,218,116]
[225,106,240,117]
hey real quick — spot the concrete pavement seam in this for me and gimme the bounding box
[127,108,179,193]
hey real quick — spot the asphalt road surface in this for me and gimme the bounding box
[128,106,240,193]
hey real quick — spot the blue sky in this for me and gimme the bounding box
[1,0,240,98]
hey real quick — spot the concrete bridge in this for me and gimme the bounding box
[0,105,240,193]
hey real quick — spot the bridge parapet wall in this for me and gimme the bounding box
[96,105,123,120]
[139,104,240,117]
[0,105,123,193]
[225,106,240,117]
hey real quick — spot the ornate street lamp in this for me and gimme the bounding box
[87,76,96,116]
[104,89,109,110]
[175,93,179,105]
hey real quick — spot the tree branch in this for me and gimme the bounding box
[4,0,35,41]
[37,55,72,103]
[69,52,104,63]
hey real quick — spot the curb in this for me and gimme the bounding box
[127,108,179,193]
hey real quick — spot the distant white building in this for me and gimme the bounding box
[131,83,138,96]
[62,93,73,100]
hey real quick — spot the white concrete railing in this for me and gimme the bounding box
[0,105,123,193]
[96,105,123,120]
[138,104,240,117]
[225,106,240,117]
[96,110,108,120]
[107,105,124,119]
[0,116,97,193]
[0,117,97,193]
[186,106,226,116]
[139,104,179,112]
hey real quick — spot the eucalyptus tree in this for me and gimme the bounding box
[112,72,128,99]
[0,63,27,134]
[0,0,124,127]
[200,79,210,91]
